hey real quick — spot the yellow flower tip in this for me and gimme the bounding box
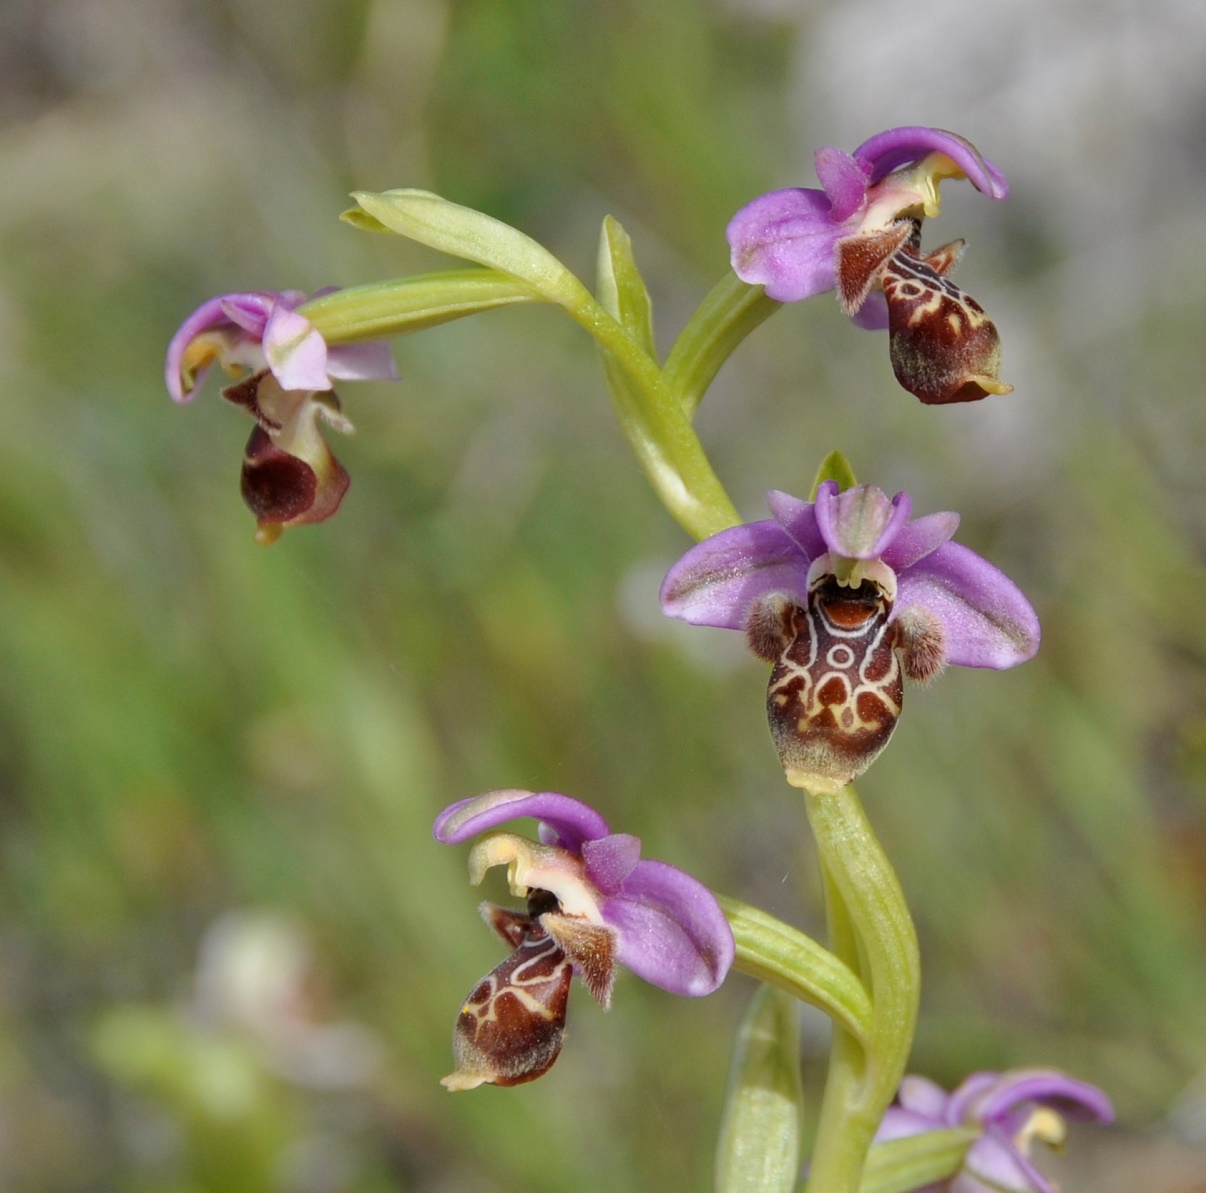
[254,523,284,547]
[784,769,847,796]
[973,375,1015,396]
[1018,1106,1068,1152]
[440,1070,488,1092]
[465,832,603,921]
[900,151,969,218]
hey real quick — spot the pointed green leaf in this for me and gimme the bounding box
[298,270,546,343]
[596,216,656,359]
[340,208,393,234]
[856,1129,976,1193]
[716,986,805,1193]
[347,190,595,314]
[810,450,858,498]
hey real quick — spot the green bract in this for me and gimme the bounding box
[347,189,595,313]
[715,986,805,1193]
[299,270,547,343]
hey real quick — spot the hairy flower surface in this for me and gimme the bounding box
[876,1068,1114,1193]
[727,126,1012,403]
[165,290,397,542]
[660,481,1039,792]
[433,788,734,1089]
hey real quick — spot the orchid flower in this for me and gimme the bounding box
[727,126,1012,404]
[660,481,1040,793]
[165,290,397,542]
[433,788,734,1090]
[876,1068,1114,1193]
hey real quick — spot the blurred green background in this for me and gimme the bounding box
[0,0,1203,1189]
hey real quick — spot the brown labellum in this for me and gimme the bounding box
[442,905,573,1091]
[441,892,618,1091]
[221,370,353,543]
[241,426,324,526]
[751,576,903,794]
[881,245,1013,405]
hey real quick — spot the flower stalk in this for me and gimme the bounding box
[803,784,920,1193]
[660,271,781,419]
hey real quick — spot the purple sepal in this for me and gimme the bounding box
[874,1105,943,1144]
[659,519,811,629]
[952,1069,1115,1127]
[898,1073,956,1119]
[853,126,1009,198]
[433,789,610,853]
[602,859,735,996]
[726,187,847,302]
[895,542,1040,669]
[263,303,333,391]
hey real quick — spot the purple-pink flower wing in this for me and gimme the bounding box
[603,859,734,996]
[726,187,846,302]
[895,542,1039,669]
[660,519,810,629]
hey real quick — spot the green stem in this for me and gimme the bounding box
[661,272,781,419]
[578,298,742,540]
[719,895,872,1045]
[802,785,920,1193]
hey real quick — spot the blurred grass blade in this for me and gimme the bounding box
[347,190,596,314]
[856,1129,975,1193]
[716,985,805,1193]
[596,215,657,358]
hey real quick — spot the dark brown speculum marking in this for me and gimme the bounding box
[240,426,321,523]
[763,575,903,792]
